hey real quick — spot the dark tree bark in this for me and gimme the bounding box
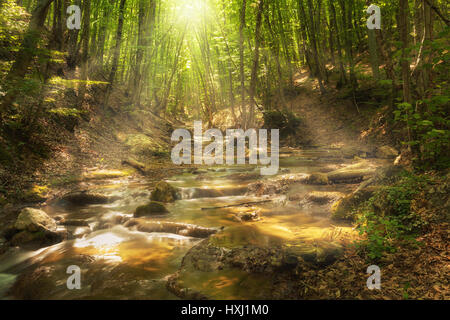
[104,0,127,107]
[248,0,264,128]
[306,0,326,93]
[239,0,247,127]
[398,0,412,103]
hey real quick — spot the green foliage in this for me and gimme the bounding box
[394,96,450,170]
[0,0,28,51]
[355,172,431,260]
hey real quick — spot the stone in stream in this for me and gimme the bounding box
[302,191,345,205]
[166,236,345,299]
[150,181,179,203]
[134,201,169,217]
[190,168,208,175]
[7,208,65,247]
[234,211,260,222]
[60,192,110,205]
[14,208,57,233]
[326,161,377,184]
[124,218,216,238]
[9,254,96,299]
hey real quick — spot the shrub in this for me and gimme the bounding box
[355,172,432,260]
[262,110,302,139]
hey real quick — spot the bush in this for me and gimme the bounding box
[355,172,432,260]
[394,98,450,170]
[262,110,302,139]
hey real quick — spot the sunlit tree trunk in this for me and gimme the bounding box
[248,0,264,128]
[306,0,326,93]
[239,0,247,127]
[104,0,126,109]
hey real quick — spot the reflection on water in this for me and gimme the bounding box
[0,149,375,299]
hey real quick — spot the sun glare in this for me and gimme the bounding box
[177,0,208,25]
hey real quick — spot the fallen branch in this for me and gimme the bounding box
[201,199,272,210]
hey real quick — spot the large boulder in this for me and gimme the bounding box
[134,202,169,217]
[150,181,179,203]
[10,208,64,247]
[15,208,57,233]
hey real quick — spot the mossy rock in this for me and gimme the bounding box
[304,191,345,205]
[306,172,329,185]
[331,186,379,221]
[150,181,179,203]
[10,207,64,247]
[61,192,109,205]
[327,161,377,184]
[328,169,371,184]
[134,201,169,217]
[15,208,57,233]
[10,230,62,247]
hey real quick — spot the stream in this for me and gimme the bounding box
[0,148,386,299]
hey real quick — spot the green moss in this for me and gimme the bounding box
[134,201,169,217]
[150,181,178,203]
[124,134,168,157]
[354,172,435,260]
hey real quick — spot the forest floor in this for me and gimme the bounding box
[0,89,184,241]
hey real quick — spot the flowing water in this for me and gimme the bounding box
[0,148,384,299]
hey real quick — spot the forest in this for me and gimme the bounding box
[0,0,448,300]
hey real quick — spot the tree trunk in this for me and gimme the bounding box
[398,0,412,103]
[329,0,347,86]
[306,0,326,93]
[248,0,264,128]
[78,0,91,106]
[104,0,126,107]
[239,0,247,127]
